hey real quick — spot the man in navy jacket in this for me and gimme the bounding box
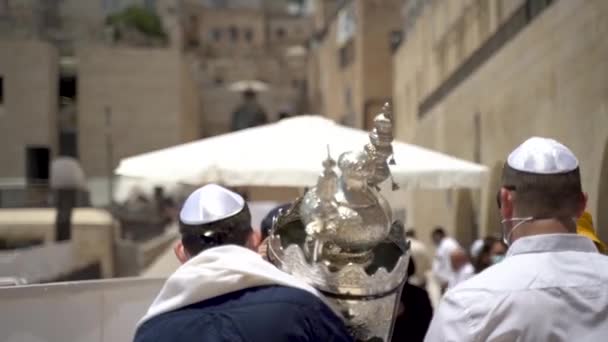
[134,184,352,342]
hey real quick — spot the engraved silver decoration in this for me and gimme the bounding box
[268,103,410,342]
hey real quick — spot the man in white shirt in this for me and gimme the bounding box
[425,137,608,342]
[446,247,474,289]
[431,227,460,291]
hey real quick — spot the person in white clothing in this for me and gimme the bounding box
[469,238,484,260]
[431,227,461,291]
[405,228,432,287]
[447,248,474,289]
[424,137,608,342]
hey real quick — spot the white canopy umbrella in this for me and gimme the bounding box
[227,80,269,92]
[115,116,488,189]
[285,45,307,57]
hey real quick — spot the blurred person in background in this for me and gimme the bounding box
[392,258,433,342]
[257,203,291,259]
[277,104,293,121]
[469,238,484,262]
[431,227,461,292]
[405,228,432,288]
[447,247,474,289]
[135,184,352,342]
[260,203,291,240]
[488,239,508,265]
[472,236,501,273]
[231,89,268,131]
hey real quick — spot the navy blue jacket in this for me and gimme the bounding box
[134,285,353,342]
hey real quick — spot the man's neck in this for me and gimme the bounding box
[511,218,574,241]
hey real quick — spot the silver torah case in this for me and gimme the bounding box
[267,103,410,342]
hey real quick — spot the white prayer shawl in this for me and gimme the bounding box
[138,245,329,327]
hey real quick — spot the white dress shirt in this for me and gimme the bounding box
[432,237,460,285]
[424,234,608,342]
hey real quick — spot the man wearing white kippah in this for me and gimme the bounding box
[134,184,352,342]
[425,137,608,342]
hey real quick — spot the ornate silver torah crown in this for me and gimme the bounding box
[268,103,410,342]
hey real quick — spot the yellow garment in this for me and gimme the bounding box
[577,211,607,254]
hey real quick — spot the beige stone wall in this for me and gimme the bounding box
[393,0,517,141]
[311,1,357,123]
[58,0,106,41]
[198,53,300,136]
[393,0,608,244]
[78,46,200,177]
[0,208,117,277]
[359,0,401,128]
[308,0,401,127]
[306,44,322,114]
[0,0,41,39]
[312,0,339,32]
[267,15,312,48]
[195,8,266,53]
[0,40,58,179]
[179,54,203,141]
[184,4,310,136]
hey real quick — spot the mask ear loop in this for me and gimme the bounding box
[501,217,534,245]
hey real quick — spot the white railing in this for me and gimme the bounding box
[0,277,164,342]
[0,242,75,283]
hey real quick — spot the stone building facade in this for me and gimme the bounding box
[77,46,201,203]
[392,0,608,245]
[183,0,311,136]
[307,0,402,129]
[0,0,177,53]
[0,0,200,206]
[0,41,59,184]
[0,0,310,205]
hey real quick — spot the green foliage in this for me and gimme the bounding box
[106,6,167,41]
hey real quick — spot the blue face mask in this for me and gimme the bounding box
[491,255,505,264]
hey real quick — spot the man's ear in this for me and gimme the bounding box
[577,192,589,218]
[174,241,190,264]
[500,188,514,219]
[247,230,262,250]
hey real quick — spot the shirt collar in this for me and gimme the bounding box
[507,234,599,257]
